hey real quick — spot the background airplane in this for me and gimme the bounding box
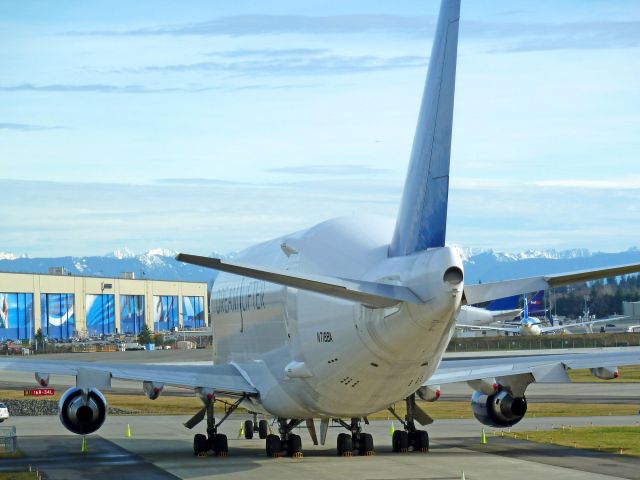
[456,291,542,327]
[458,293,627,336]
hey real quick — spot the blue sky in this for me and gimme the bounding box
[1,0,639,257]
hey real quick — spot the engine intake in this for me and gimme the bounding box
[471,389,527,428]
[59,387,107,435]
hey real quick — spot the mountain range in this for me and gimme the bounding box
[1,247,639,287]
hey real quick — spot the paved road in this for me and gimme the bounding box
[2,415,640,479]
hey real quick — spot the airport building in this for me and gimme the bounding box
[623,301,640,322]
[0,269,208,341]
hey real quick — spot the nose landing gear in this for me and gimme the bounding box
[243,413,270,440]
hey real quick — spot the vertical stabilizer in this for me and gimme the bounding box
[389,0,460,257]
[486,294,520,312]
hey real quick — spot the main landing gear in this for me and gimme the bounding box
[388,394,429,453]
[335,418,374,456]
[265,419,304,457]
[187,391,244,457]
[243,413,270,440]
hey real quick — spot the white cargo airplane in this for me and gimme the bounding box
[456,301,521,327]
[458,294,628,336]
[2,0,640,458]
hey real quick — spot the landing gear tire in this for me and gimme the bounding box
[337,432,353,456]
[244,420,254,439]
[392,430,409,453]
[258,420,269,439]
[193,433,208,456]
[288,433,302,456]
[211,433,228,456]
[410,430,429,452]
[266,434,282,457]
[359,432,374,455]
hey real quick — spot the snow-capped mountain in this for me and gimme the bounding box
[0,252,29,261]
[454,246,594,263]
[0,247,639,287]
[461,247,640,284]
[0,248,221,284]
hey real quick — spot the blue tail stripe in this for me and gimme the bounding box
[486,294,519,311]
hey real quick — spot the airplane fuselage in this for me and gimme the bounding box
[210,216,464,418]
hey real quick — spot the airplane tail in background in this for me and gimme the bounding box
[389,0,460,257]
[527,290,545,316]
[486,294,520,312]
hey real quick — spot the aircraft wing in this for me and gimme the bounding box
[0,359,257,397]
[176,253,421,308]
[490,309,522,323]
[463,262,640,305]
[425,349,640,386]
[456,324,520,334]
[540,315,630,334]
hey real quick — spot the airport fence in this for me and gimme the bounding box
[0,426,17,454]
[446,333,640,352]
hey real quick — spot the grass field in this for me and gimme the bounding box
[0,474,38,480]
[503,426,640,457]
[377,401,640,420]
[2,388,639,418]
[0,450,23,459]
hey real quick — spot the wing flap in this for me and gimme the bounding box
[176,253,422,308]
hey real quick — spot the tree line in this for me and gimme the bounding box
[551,275,640,319]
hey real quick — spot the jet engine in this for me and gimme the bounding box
[59,387,107,435]
[471,389,527,428]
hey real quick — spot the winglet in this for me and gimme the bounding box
[389,0,460,257]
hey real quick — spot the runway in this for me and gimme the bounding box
[3,415,640,479]
[2,349,639,478]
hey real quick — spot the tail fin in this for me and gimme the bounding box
[486,294,519,312]
[389,0,460,257]
[523,294,529,320]
[527,290,545,315]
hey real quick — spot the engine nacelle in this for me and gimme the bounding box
[416,385,441,402]
[591,366,619,380]
[471,389,527,428]
[35,372,50,387]
[143,381,164,400]
[59,387,107,435]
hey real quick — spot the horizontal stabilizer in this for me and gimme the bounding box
[176,253,422,308]
[464,263,640,305]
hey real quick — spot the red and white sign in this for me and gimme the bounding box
[24,388,55,397]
